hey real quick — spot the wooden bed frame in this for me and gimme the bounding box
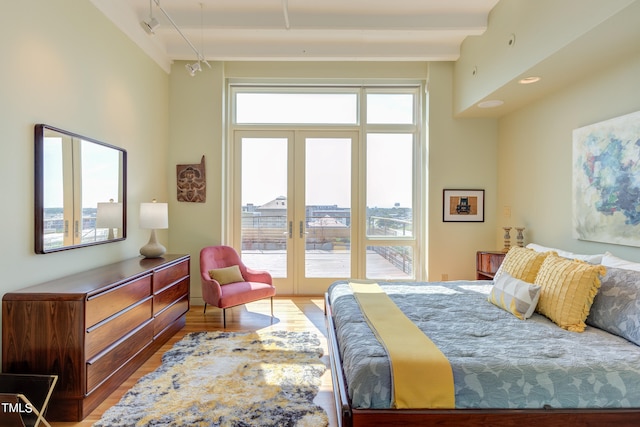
[324,293,640,427]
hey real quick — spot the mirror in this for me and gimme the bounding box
[35,124,127,253]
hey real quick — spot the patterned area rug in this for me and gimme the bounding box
[93,330,328,427]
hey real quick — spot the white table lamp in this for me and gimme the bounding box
[96,199,123,240]
[139,199,168,258]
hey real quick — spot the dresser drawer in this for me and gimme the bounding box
[86,275,152,328]
[86,321,154,393]
[86,298,153,360]
[154,296,189,337]
[153,278,189,316]
[153,260,189,293]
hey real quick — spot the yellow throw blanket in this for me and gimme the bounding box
[349,281,455,409]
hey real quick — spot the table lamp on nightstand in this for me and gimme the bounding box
[139,199,168,258]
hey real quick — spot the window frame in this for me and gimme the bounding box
[228,83,425,280]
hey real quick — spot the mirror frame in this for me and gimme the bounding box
[35,124,127,253]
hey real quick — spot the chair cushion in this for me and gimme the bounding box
[209,265,244,285]
[218,281,276,308]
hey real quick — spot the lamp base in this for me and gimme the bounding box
[140,229,166,258]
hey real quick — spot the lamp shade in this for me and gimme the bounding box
[96,201,123,228]
[139,201,168,229]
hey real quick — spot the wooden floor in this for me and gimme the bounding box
[51,297,338,427]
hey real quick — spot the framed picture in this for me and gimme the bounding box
[443,189,484,222]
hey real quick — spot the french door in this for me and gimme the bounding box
[233,130,358,295]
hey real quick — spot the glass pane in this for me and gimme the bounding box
[367,93,414,124]
[240,138,288,278]
[366,246,413,279]
[43,137,65,250]
[366,134,413,237]
[236,93,357,124]
[81,140,120,244]
[305,137,351,278]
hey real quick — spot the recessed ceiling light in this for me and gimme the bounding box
[519,76,541,85]
[477,100,504,108]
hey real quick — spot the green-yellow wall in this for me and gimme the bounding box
[0,1,169,355]
[497,52,640,260]
[167,61,498,301]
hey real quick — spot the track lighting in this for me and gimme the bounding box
[141,0,159,34]
[141,16,159,34]
[142,0,211,76]
[185,62,202,76]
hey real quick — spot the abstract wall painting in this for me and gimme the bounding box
[572,110,640,247]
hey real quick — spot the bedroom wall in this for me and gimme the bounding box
[167,61,498,302]
[0,0,169,354]
[497,50,640,261]
[427,62,499,280]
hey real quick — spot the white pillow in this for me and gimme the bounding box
[601,252,640,271]
[488,271,541,320]
[526,243,603,264]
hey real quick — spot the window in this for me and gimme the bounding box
[230,85,423,284]
[236,92,358,124]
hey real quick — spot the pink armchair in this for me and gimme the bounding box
[200,245,276,327]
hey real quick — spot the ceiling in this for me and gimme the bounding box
[90,0,500,72]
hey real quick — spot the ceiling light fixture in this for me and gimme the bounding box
[519,76,541,85]
[140,0,159,34]
[185,61,202,76]
[477,100,504,109]
[146,0,211,74]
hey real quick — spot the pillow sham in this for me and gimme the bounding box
[526,243,603,264]
[587,267,640,345]
[495,246,553,283]
[488,271,541,320]
[601,251,640,272]
[534,254,606,332]
[209,265,244,285]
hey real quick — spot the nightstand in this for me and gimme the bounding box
[476,251,506,280]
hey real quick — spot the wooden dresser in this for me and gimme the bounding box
[2,254,190,421]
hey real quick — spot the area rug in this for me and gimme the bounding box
[93,330,328,427]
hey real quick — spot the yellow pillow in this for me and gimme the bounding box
[498,246,553,283]
[534,254,606,332]
[208,265,244,285]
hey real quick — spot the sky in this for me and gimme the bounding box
[239,92,415,209]
[242,135,412,209]
[43,137,121,209]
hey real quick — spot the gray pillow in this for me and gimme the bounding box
[586,267,640,345]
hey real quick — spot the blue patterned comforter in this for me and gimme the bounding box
[328,280,640,409]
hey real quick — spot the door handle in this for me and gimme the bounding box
[299,221,309,238]
[288,221,292,238]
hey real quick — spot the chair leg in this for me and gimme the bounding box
[203,303,207,314]
[270,297,274,318]
[223,308,226,328]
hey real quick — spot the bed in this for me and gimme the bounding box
[325,247,640,426]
